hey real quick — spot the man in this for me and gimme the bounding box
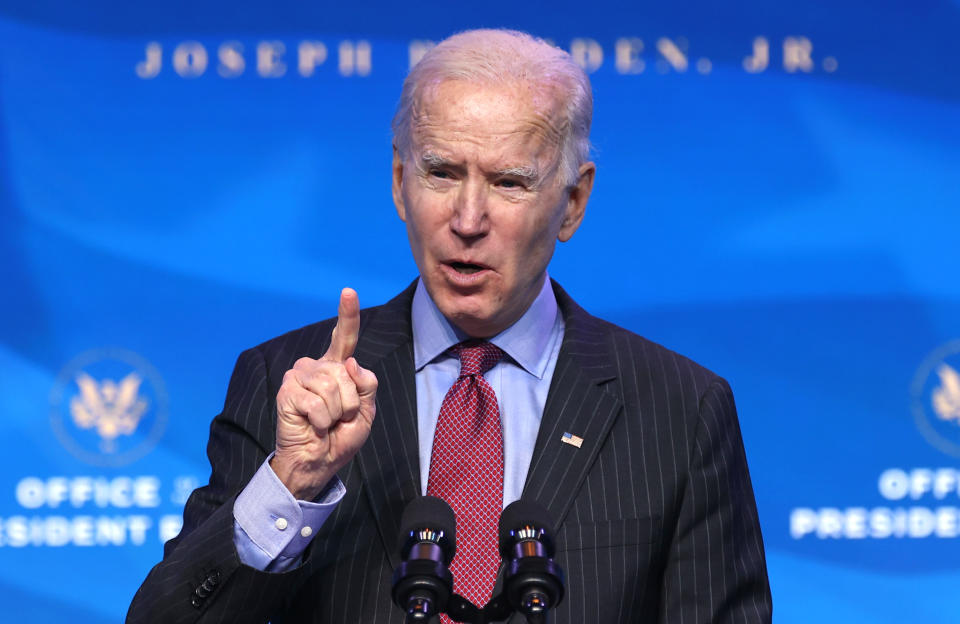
[128,29,772,623]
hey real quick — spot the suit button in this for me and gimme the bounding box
[196,586,210,599]
[207,570,220,586]
[191,595,202,609]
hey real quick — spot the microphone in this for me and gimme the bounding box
[498,500,565,621]
[391,496,457,622]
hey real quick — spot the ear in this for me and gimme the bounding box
[392,145,407,222]
[557,161,595,242]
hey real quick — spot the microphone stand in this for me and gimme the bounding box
[442,591,550,624]
[443,592,509,623]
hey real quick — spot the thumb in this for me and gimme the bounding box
[346,357,378,400]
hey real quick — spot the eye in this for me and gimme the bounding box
[496,178,524,190]
[429,169,453,179]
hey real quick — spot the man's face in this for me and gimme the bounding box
[392,79,594,338]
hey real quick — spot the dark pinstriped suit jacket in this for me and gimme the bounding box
[128,280,772,623]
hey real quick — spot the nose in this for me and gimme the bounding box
[450,179,488,239]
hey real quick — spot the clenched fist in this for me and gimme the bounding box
[271,288,378,500]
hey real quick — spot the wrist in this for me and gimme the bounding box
[269,453,335,501]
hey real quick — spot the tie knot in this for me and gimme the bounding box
[452,341,504,377]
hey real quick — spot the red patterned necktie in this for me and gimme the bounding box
[427,341,505,618]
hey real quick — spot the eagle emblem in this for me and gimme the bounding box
[932,364,960,425]
[69,372,149,453]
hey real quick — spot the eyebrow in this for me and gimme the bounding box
[419,151,451,170]
[418,151,544,188]
[497,165,540,180]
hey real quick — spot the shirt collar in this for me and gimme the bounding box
[412,275,559,380]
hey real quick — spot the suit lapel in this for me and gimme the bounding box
[352,283,421,569]
[522,282,623,526]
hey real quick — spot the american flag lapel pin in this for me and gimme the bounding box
[561,431,584,448]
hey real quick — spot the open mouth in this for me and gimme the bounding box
[449,261,487,275]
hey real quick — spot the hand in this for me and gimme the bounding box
[271,288,378,500]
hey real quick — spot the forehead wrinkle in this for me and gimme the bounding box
[414,84,564,146]
[418,121,558,163]
[409,83,567,186]
[406,78,572,169]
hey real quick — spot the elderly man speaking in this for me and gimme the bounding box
[128,29,772,623]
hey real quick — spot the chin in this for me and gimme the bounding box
[430,298,489,336]
[442,306,492,336]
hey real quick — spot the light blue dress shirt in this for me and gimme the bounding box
[411,276,564,506]
[232,275,564,570]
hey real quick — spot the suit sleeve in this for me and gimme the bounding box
[659,378,773,623]
[126,346,316,624]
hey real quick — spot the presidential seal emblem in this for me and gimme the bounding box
[50,348,168,466]
[912,340,960,458]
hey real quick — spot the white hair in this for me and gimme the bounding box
[391,29,593,187]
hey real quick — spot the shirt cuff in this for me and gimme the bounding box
[233,453,346,571]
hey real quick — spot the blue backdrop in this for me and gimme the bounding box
[1,1,958,621]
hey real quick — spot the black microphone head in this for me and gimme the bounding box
[398,496,457,564]
[498,499,556,559]
[499,500,566,613]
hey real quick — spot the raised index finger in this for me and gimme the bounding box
[323,288,360,362]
